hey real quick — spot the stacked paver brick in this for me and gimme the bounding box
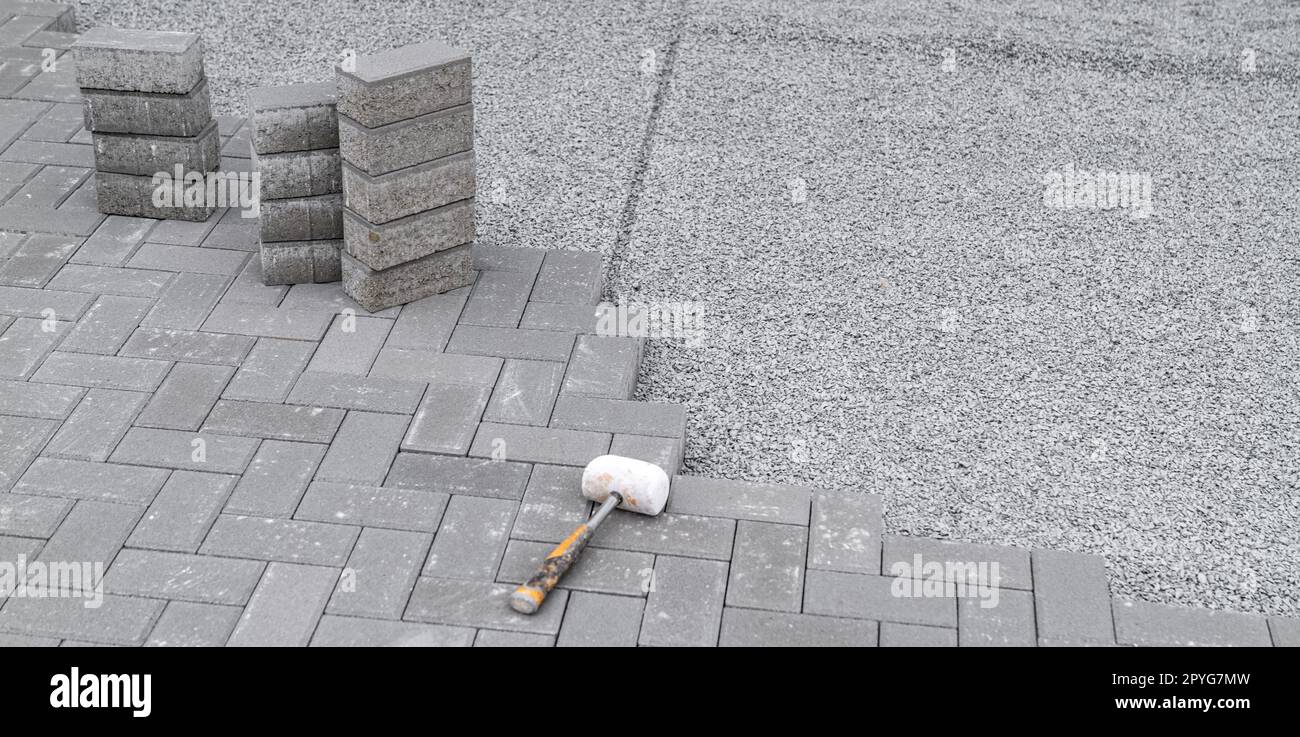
[336,39,476,312]
[248,83,344,285]
[71,27,217,221]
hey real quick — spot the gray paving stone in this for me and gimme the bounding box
[287,371,425,414]
[143,212,219,246]
[727,521,806,613]
[497,539,653,597]
[468,422,609,467]
[803,570,958,628]
[127,242,246,276]
[593,511,736,561]
[343,198,474,272]
[315,411,408,484]
[0,533,41,560]
[120,326,254,366]
[336,38,471,128]
[202,302,332,341]
[327,527,430,619]
[305,313,391,375]
[556,592,642,648]
[1031,549,1115,645]
[104,549,264,606]
[81,80,213,137]
[0,232,79,286]
[66,215,154,266]
[880,622,958,647]
[48,263,172,298]
[551,395,685,440]
[34,499,142,577]
[31,350,170,391]
[109,427,260,474]
[220,256,288,305]
[0,593,163,646]
[395,382,487,457]
[14,457,167,505]
[423,495,517,580]
[0,492,71,538]
[0,634,62,647]
[0,414,55,491]
[370,346,500,386]
[384,452,531,501]
[446,324,575,362]
[667,475,811,526]
[200,515,359,566]
[227,562,338,647]
[0,139,92,167]
[276,282,399,319]
[146,601,241,647]
[341,152,475,226]
[125,471,236,553]
[296,481,448,533]
[21,102,82,143]
[884,535,1033,591]
[311,615,473,647]
[252,147,341,200]
[509,464,590,542]
[561,335,639,399]
[1271,617,1300,647]
[459,268,534,328]
[0,203,104,235]
[201,399,344,443]
[0,377,82,418]
[72,27,204,94]
[609,434,682,476]
[8,166,89,210]
[1113,599,1271,647]
[0,316,67,378]
[222,440,325,517]
[520,301,602,333]
[135,362,233,431]
[259,193,343,242]
[958,589,1037,647]
[639,555,728,647]
[92,122,221,177]
[222,337,315,402]
[248,81,338,155]
[339,102,472,176]
[809,491,883,574]
[56,294,152,354]
[531,250,603,305]
[341,245,473,313]
[473,629,552,647]
[95,170,217,221]
[138,272,227,330]
[0,283,93,318]
[405,577,567,636]
[483,359,564,426]
[719,608,879,647]
[384,286,466,350]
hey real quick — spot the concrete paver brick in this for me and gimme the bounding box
[561,335,639,399]
[557,592,643,647]
[884,535,1033,591]
[459,267,534,328]
[423,495,517,580]
[803,570,957,628]
[42,387,145,461]
[315,410,408,483]
[327,527,431,619]
[383,451,531,501]
[1031,549,1115,645]
[809,491,882,574]
[104,549,264,606]
[135,362,233,431]
[119,326,254,365]
[286,371,426,413]
[727,521,806,613]
[146,601,241,646]
[222,337,316,402]
[295,481,449,533]
[958,589,1037,647]
[468,421,609,467]
[483,358,564,426]
[227,562,338,647]
[880,622,958,647]
[0,492,72,538]
[56,294,152,354]
[109,427,260,474]
[200,515,359,566]
[15,456,167,505]
[530,250,603,305]
[668,475,811,526]
[1113,599,1271,647]
[639,555,727,647]
[311,615,473,647]
[550,395,685,439]
[125,470,236,553]
[405,577,567,636]
[222,440,325,517]
[719,608,878,647]
[446,324,575,362]
[202,398,344,443]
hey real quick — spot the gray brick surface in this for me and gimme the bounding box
[639,555,727,647]
[104,549,264,605]
[146,601,241,646]
[531,250,603,305]
[327,527,430,619]
[341,245,473,313]
[0,377,82,418]
[557,592,643,647]
[305,313,391,375]
[15,456,167,505]
[803,570,958,628]
[809,491,882,574]
[483,359,564,426]
[227,562,338,647]
[67,214,154,266]
[883,535,1033,591]
[127,242,246,275]
[119,326,253,365]
[384,452,531,500]
[56,294,152,354]
[383,286,467,351]
[343,199,474,272]
[469,422,609,467]
[311,615,474,647]
[109,427,260,474]
[81,80,213,136]
[0,414,55,491]
[459,267,534,328]
[370,346,500,386]
[1113,599,1271,647]
[447,324,575,362]
[1031,549,1115,645]
[248,81,338,155]
[200,515,359,566]
[223,440,325,517]
[0,232,79,286]
[125,470,235,553]
[135,362,233,431]
[609,434,682,476]
[520,301,601,333]
[405,577,567,636]
[0,317,68,378]
[335,38,471,128]
[668,475,811,526]
[719,608,878,647]
[338,103,473,176]
[0,492,71,538]
[202,302,332,341]
[72,27,204,94]
[473,630,553,647]
[561,335,639,398]
[223,337,315,402]
[593,511,736,561]
[880,622,958,647]
[0,283,93,317]
[315,411,407,483]
[509,464,590,542]
[396,382,488,455]
[287,371,425,413]
[140,273,228,329]
[1271,618,1300,647]
[958,589,1037,647]
[34,499,142,576]
[0,593,163,646]
[423,495,517,580]
[295,481,448,533]
[497,540,653,597]
[727,521,806,613]
[202,398,344,443]
[341,151,475,225]
[551,395,685,439]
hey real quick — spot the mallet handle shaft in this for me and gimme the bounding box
[509,494,621,615]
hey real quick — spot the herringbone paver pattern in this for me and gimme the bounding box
[0,3,1295,647]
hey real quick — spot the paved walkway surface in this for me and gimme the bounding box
[0,2,1296,645]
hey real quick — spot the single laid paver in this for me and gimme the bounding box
[0,594,163,646]
[305,313,392,375]
[639,555,728,647]
[369,346,500,386]
[803,570,958,628]
[202,399,345,443]
[719,608,879,647]
[880,622,958,647]
[1031,549,1115,645]
[446,324,575,362]
[520,301,600,333]
[120,327,254,366]
[311,615,473,647]
[127,242,246,275]
[295,481,449,533]
[32,499,143,579]
[958,589,1038,647]
[15,457,168,505]
[509,464,590,543]
[227,562,339,647]
[531,250,603,305]
[202,302,332,341]
[1113,599,1272,647]
[222,337,316,402]
[222,440,325,517]
[125,471,236,553]
[402,382,490,455]
[56,294,153,354]
[423,495,517,580]
[383,286,467,351]
[104,549,265,606]
[473,630,553,647]
[809,491,882,574]
[200,515,359,567]
[0,377,82,419]
[287,371,426,414]
[483,359,565,426]
[31,351,170,391]
[383,452,531,500]
[327,527,431,620]
[110,427,260,474]
[561,335,640,399]
[497,540,653,598]
[550,395,686,439]
[883,535,1033,591]
[667,475,812,526]
[0,284,93,319]
[135,362,233,431]
[67,215,154,266]
[727,521,806,613]
[0,493,72,538]
[0,414,55,491]
[46,263,172,298]
[468,422,610,467]
[1270,618,1300,647]
[404,577,567,636]
[458,268,535,328]
[609,434,682,476]
[139,272,229,330]
[595,510,737,561]
[315,411,408,483]
[0,316,67,379]
[557,592,643,647]
[146,602,242,647]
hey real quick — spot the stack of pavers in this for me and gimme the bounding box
[72,27,218,221]
[248,83,344,285]
[337,39,476,312]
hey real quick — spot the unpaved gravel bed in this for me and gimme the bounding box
[73,0,1300,616]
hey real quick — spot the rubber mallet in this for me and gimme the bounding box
[509,455,670,614]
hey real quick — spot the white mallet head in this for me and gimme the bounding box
[581,455,670,516]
